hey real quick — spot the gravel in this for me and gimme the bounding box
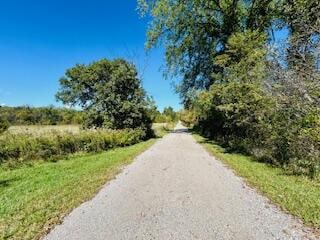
[44,123,318,240]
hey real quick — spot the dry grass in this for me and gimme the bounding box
[7,125,80,135]
[7,123,174,136]
[152,122,176,137]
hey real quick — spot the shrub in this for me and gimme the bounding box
[0,117,9,134]
[0,129,146,167]
[179,109,197,127]
[192,82,320,178]
[269,106,320,178]
[194,82,275,152]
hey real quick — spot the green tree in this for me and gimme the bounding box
[138,0,279,105]
[56,58,153,135]
[163,106,177,122]
[145,95,161,122]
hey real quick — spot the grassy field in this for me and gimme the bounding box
[0,139,156,240]
[193,134,320,229]
[7,123,175,136]
[7,125,80,135]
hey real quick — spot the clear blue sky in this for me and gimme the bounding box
[0,0,181,112]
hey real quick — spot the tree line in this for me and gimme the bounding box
[139,0,320,178]
[0,106,83,126]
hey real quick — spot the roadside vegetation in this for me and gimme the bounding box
[140,0,320,179]
[194,134,320,228]
[0,129,146,168]
[152,122,176,137]
[0,139,156,240]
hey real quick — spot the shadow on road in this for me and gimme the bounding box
[172,128,188,134]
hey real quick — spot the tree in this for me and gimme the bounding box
[145,95,161,122]
[139,0,320,177]
[138,0,279,106]
[56,58,153,135]
[163,106,177,122]
[192,30,274,151]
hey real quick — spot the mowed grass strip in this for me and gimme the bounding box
[0,139,156,240]
[193,134,320,229]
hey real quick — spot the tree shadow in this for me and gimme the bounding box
[0,177,20,188]
[172,128,189,134]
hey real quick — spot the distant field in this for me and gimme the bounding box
[152,123,167,128]
[8,125,80,135]
[7,123,175,136]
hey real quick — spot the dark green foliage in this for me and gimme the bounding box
[193,81,320,177]
[190,28,320,177]
[56,58,153,136]
[186,29,319,178]
[193,30,274,151]
[0,116,9,134]
[0,106,83,125]
[195,82,275,152]
[0,129,146,167]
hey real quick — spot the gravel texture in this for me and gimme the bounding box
[44,123,318,240]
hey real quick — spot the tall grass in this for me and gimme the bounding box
[0,129,146,167]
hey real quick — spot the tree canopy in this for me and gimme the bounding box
[138,0,281,105]
[56,58,153,134]
[140,0,320,177]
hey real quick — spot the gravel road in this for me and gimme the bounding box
[44,123,318,240]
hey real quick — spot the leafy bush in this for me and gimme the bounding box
[190,30,320,178]
[192,82,320,178]
[0,129,146,167]
[194,82,274,152]
[179,109,197,127]
[269,105,320,178]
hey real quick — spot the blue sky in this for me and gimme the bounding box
[0,0,181,112]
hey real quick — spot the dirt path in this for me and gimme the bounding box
[44,123,317,240]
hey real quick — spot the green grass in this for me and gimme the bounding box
[0,139,156,240]
[193,134,320,229]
